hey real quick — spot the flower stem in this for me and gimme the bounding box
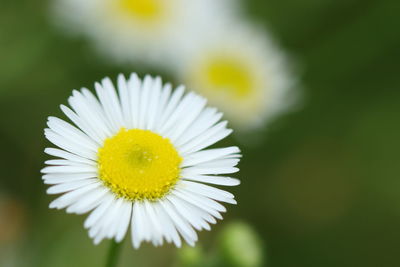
[105,240,123,267]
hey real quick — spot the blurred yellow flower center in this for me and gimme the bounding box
[118,0,163,21]
[204,57,254,98]
[97,128,182,201]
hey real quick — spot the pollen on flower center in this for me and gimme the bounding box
[118,0,163,21]
[203,56,254,98]
[97,128,182,201]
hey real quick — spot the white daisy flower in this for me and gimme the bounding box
[52,0,234,67]
[42,73,241,248]
[177,24,296,130]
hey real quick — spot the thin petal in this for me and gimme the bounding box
[46,178,98,194]
[66,187,109,214]
[182,147,240,167]
[115,201,132,242]
[182,175,240,186]
[49,182,101,210]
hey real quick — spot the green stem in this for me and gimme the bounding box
[105,240,123,267]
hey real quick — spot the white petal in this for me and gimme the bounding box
[44,158,96,167]
[178,121,232,155]
[90,198,124,244]
[153,202,181,247]
[66,187,109,214]
[156,85,185,131]
[60,104,104,144]
[131,201,145,248]
[165,96,207,144]
[194,159,240,169]
[159,199,197,246]
[84,193,114,228]
[138,75,153,130]
[47,116,98,151]
[49,182,101,209]
[69,90,111,140]
[80,88,113,138]
[152,83,172,131]
[44,129,97,160]
[115,201,132,242]
[117,74,132,127]
[172,195,216,227]
[42,173,97,184]
[167,195,209,231]
[103,77,125,127]
[143,201,163,246]
[159,93,206,141]
[173,189,225,220]
[105,198,125,239]
[136,202,151,242]
[41,164,97,174]
[181,146,240,167]
[95,81,121,132]
[44,148,96,165]
[181,166,239,176]
[128,73,141,129]
[44,159,97,167]
[145,77,162,131]
[182,175,240,186]
[45,159,75,166]
[174,107,222,147]
[186,203,217,225]
[179,181,236,204]
[46,178,98,194]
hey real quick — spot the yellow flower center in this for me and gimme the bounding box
[97,128,182,201]
[118,0,164,22]
[203,56,254,98]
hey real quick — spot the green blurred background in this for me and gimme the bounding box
[1,0,400,266]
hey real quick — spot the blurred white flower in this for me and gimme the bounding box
[176,24,296,131]
[52,0,234,67]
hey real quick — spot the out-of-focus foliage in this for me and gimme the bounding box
[175,221,264,267]
[175,245,205,267]
[216,221,264,267]
[0,0,400,266]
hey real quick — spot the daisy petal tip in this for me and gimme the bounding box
[46,187,55,194]
[94,82,103,90]
[65,207,74,214]
[101,76,112,85]
[83,221,91,229]
[129,72,139,81]
[231,167,240,173]
[59,104,67,112]
[49,201,58,209]
[176,84,186,92]
[143,74,153,82]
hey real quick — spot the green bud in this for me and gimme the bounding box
[218,221,265,267]
[176,244,205,267]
